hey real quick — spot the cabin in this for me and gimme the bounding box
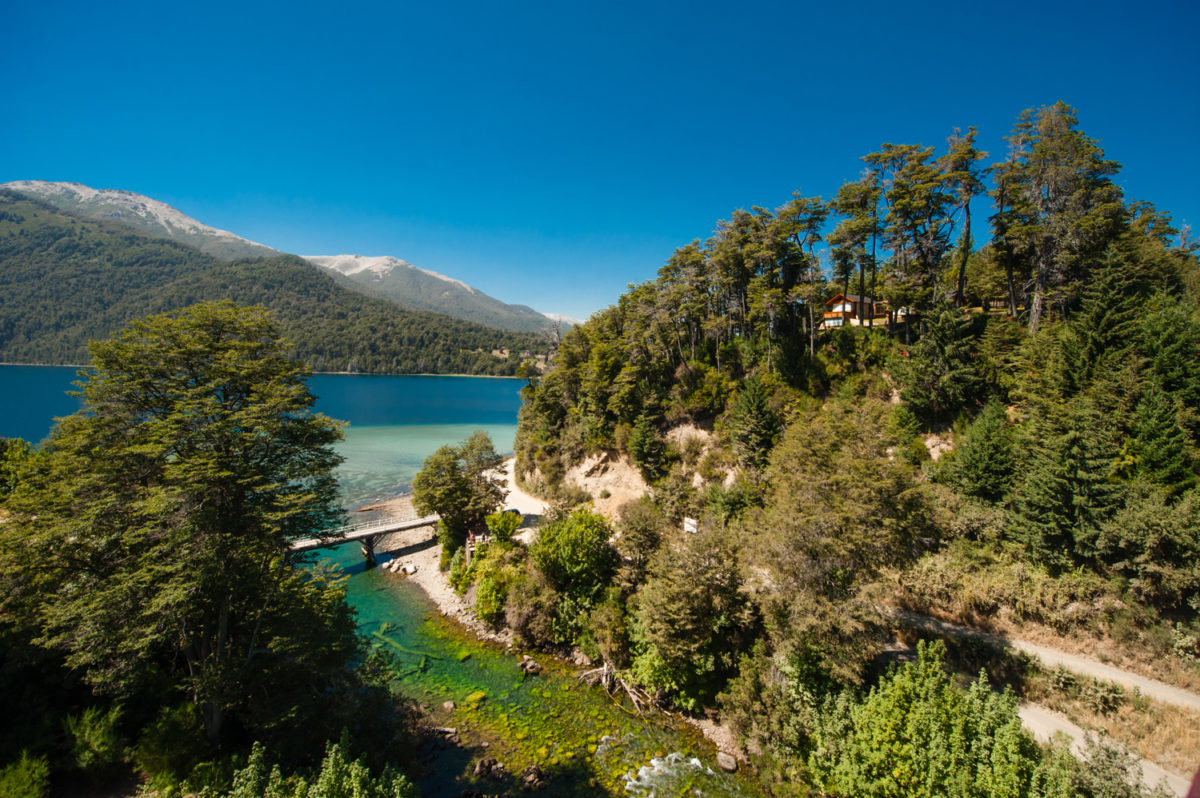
[821,294,889,328]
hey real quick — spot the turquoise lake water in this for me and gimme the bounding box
[0,365,757,795]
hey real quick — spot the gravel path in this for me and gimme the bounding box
[887,608,1200,713]
[1017,703,1191,797]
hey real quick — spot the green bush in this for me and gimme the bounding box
[484,510,521,543]
[132,703,213,791]
[65,704,127,781]
[0,752,49,798]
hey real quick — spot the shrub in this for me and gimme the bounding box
[484,510,521,543]
[0,752,49,798]
[132,703,212,791]
[65,704,127,782]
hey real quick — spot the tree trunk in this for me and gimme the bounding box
[956,205,971,307]
[1004,248,1019,317]
[1029,246,1050,333]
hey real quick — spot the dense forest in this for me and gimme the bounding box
[0,191,554,375]
[436,102,1199,794]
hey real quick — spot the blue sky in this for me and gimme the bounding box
[2,0,1197,322]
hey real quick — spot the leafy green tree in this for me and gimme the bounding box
[0,302,354,745]
[634,527,757,710]
[531,507,617,604]
[808,641,1040,798]
[0,437,32,497]
[615,498,666,589]
[412,430,506,544]
[745,398,926,685]
[484,510,521,543]
[1097,487,1200,611]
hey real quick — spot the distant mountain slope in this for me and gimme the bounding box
[305,254,561,333]
[2,181,571,332]
[1,180,280,261]
[0,191,552,375]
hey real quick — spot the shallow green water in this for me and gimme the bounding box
[327,545,757,796]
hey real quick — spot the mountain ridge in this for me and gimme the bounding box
[304,253,560,333]
[2,181,570,332]
[0,190,553,374]
[0,180,280,261]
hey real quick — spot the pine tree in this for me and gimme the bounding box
[1126,378,1196,495]
[1013,399,1121,567]
[730,375,779,470]
[951,399,1015,502]
[895,307,981,422]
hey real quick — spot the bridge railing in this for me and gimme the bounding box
[320,516,423,537]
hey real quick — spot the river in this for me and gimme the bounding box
[0,366,759,796]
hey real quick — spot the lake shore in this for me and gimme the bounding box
[366,458,547,646]
[363,458,743,762]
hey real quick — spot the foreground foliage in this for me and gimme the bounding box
[0,303,416,791]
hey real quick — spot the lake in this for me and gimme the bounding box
[0,367,523,510]
[0,365,757,795]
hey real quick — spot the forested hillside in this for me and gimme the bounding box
[0,191,554,374]
[491,102,1200,793]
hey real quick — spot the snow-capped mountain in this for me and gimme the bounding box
[1,180,279,261]
[2,181,568,333]
[305,254,560,333]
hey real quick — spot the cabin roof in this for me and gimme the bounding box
[824,293,876,306]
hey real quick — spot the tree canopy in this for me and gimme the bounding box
[0,302,363,747]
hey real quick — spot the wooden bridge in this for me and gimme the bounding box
[290,514,439,566]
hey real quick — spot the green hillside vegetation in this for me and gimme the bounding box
[0,191,553,375]
[480,102,1199,793]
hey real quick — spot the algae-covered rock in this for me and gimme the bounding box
[465,690,487,703]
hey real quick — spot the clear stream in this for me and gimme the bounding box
[0,367,760,796]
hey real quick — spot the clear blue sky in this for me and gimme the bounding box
[3,0,1197,322]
